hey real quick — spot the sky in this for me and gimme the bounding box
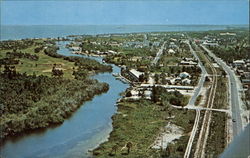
[1,0,249,25]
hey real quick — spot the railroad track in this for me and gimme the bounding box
[193,46,218,158]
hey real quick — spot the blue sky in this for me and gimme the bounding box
[1,0,249,25]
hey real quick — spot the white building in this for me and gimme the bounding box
[179,72,191,78]
[168,49,176,54]
[182,78,191,85]
[233,60,245,67]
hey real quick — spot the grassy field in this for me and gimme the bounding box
[0,45,76,79]
[93,99,195,158]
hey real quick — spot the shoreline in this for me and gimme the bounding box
[0,40,112,141]
[0,78,110,141]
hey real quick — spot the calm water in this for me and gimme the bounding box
[0,25,240,41]
[0,41,129,158]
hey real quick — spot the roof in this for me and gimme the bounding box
[179,72,190,77]
[129,69,144,78]
[168,49,175,53]
[182,78,191,84]
[233,60,245,64]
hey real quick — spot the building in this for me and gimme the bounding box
[168,49,176,54]
[180,60,197,66]
[182,78,192,85]
[179,72,191,78]
[202,41,219,47]
[169,42,178,49]
[233,60,245,67]
[129,69,144,81]
[71,46,81,51]
[121,68,144,82]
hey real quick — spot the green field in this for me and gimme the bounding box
[0,44,76,79]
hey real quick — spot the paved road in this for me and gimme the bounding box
[151,41,167,65]
[187,41,208,106]
[200,45,243,137]
[184,109,201,158]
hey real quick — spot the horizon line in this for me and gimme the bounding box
[2,24,249,26]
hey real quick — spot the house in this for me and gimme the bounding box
[169,42,178,49]
[71,47,81,51]
[144,90,152,99]
[220,32,236,36]
[129,56,143,62]
[179,72,191,78]
[168,49,176,54]
[182,78,191,85]
[233,60,245,67]
[131,90,139,96]
[180,60,197,66]
[202,41,219,47]
[183,58,194,61]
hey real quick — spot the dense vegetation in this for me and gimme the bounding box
[151,86,189,107]
[0,38,112,140]
[0,39,37,50]
[104,47,156,70]
[209,46,250,64]
[6,50,39,61]
[0,71,109,139]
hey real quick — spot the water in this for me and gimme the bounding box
[0,25,241,41]
[0,41,129,158]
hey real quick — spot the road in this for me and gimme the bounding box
[184,109,201,158]
[194,52,218,158]
[186,41,208,106]
[184,41,208,158]
[200,45,243,137]
[151,41,167,65]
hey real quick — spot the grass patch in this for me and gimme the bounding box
[0,45,76,79]
[93,98,195,158]
[213,76,228,109]
[195,95,203,106]
[205,112,227,157]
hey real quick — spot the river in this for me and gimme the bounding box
[0,41,129,158]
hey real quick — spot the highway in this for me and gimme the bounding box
[151,41,167,65]
[186,41,207,106]
[200,45,243,137]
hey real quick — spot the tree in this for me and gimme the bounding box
[155,74,159,84]
[52,65,64,77]
[139,74,145,82]
[126,142,133,154]
[109,144,119,156]
[126,91,132,97]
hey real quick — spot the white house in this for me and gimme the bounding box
[179,72,191,78]
[168,49,176,54]
[182,78,191,85]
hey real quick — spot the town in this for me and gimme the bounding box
[61,29,249,157]
[0,28,249,158]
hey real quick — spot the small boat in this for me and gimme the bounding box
[112,73,119,77]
